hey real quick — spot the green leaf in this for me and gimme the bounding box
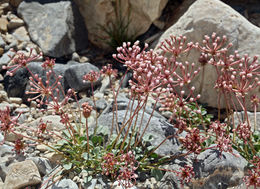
[91,135,103,145]
[93,146,101,156]
[149,153,159,159]
[63,163,72,170]
[151,169,164,181]
[82,152,89,160]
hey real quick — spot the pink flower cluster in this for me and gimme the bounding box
[244,156,260,188]
[101,151,138,188]
[175,165,195,186]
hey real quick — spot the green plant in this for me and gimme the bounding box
[98,0,137,50]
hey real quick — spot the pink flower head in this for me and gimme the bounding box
[82,71,100,83]
[179,128,206,154]
[13,139,25,154]
[197,33,232,56]
[159,35,194,57]
[42,58,56,70]
[117,151,138,188]
[0,106,19,133]
[176,165,195,187]
[101,64,118,77]
[101,153,118,179]
[215,135,233,154]
[2,49,42,76]
[26,71,62,106]
[235,122,252,143]
[81,102,93,118]
[244,156,260,188]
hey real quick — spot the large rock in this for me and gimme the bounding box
[3,160,41,189]
[0,50,15,70]
[160,148,247,189]
[74,0,168,49]
[0,143,16,181]
[51,179,79,189]
[17,0,88,58]
[155,0,260,111]
[64,63,101,91]
[192,148,247,188]
[28,115,65,131]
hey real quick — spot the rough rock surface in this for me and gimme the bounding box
[64,62,101,91]
[155,0,260,111]
[74,0,168,48]
[17,0,88,58]
[29,115,65,131]
[192,148,247,188]
[3,160,41,189]
[51,179,79,189]
[160,148,247,189]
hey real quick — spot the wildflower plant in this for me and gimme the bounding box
[0,32,259,188]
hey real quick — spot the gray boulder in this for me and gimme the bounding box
[17,0,88,58]
[3,160,41,189]
[27,157,53,176]
[192,148,247,188]
[64,63,101,92]
[0,50,15,71]
[0,35,5,47]
[51,179,79,189]
[160,148,247,189]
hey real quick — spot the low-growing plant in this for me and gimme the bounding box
[0,33,259,188]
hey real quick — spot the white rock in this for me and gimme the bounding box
[72,52,80,61]
[9,97,23,105]
[3,160,41,189]
[0,90,9,103]
[28,115,65,131]
[12,26,30,42]
[7,17,24,30]
[36,144,48,152]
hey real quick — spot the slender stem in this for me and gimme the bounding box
[109,100,146,151]
[254,105,257,132]
[91,82,98,135]
[85,119,89,153]
[135,96,157,148]
[119,97,144,151]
